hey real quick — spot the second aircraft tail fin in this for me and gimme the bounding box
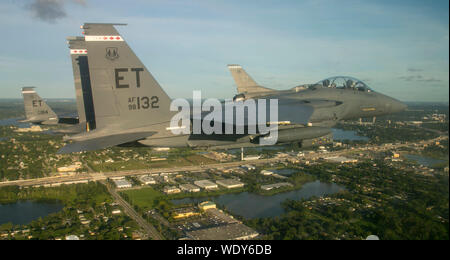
[227,64,273,95]
[21,87,58,124]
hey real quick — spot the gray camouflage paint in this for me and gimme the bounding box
[58,23,406,154]
[21,86,58,125]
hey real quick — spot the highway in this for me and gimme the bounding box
[102,180,165,240]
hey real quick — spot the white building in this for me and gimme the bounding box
[260,170,274,176]
[241,165,256,171]
[111,209,121,215]
[243,156,261,161]
[194,180,218,190]
[163,186,181,194]
[325,156,358,164]
[179,184,201,193]
[261,182,293,191]
[65,235,80,240]
[139,175,156,185]
[57,162,82,173]
[153,147,170,152]
[216,179,245,189]
[113,179,132,189]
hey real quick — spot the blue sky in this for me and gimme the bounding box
[0,0,448,102]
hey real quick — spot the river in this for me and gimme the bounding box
[171,180,345,219]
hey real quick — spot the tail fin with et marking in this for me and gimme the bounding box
[82,23,174,131]
[21,87,58,124]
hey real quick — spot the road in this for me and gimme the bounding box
[102,181,165,240]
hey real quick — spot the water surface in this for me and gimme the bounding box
[332,128,369,141]
[404,154,446,167]
[0,201,63,225]
[172,180,345,219]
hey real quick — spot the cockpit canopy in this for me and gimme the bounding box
[315,76,373,92]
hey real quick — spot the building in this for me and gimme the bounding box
[151,157,167,161]
[153,147,170,152]
[185,223,259,240]
[194,180,218,190]
[57,162,82,173]
[325,156,358,164]
[111,209,121,215]
[261,182,293,191]
[163,186,181,194]
[318,146,328,152]
[202,151,236,162]
[173,208,200,219]
[204,208,238,224]
[260,170,273,176]
[14,125,45,133]
[392,152,400,158]
[199,201,216,211]
[216,179,245,189]
[243,155,261,161]
[139,175,156,185]
[113,178,132,189]
[179,184,201,193]
[241,165,256,171]
[65,235,80,240]
[287,157,300,164]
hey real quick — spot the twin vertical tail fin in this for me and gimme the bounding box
[82,23,173,131]
[21,87,58,124]
[67,36,96,131]
[227,64,273,95]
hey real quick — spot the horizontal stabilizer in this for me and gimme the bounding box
[57,131,155,154]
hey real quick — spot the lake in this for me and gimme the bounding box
[171,180,345,219]
[0,201,64,225]
[404,154,446,167]
[332,128,369,141]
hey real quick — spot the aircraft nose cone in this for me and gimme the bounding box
[391,100,407,113]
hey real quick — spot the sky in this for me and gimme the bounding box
[0,0,448,102]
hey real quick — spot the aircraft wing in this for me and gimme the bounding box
[57,131,156,154]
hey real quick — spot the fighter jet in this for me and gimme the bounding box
[21,86,60,125]
[20,36,96,134]
[21,86,82,127]
[227,65,407,128]
[58,23,406,154]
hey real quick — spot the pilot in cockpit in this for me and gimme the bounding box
[346,79,354,88]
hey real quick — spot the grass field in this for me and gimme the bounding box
[120,187,164,209]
